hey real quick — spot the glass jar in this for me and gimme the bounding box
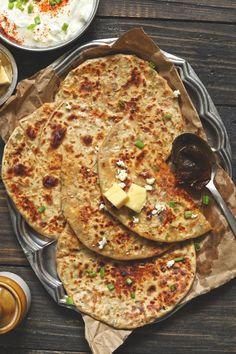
[0,272,31,334]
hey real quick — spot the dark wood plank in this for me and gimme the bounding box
[97,0,236,23]
[0,266,235,353]
[0,184,27,266]
[3,19,236,106]
[217,106,236,177]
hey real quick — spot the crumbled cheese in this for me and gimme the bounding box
[167,260,175,268]
[116,160,126,168]
[87,168,90,172]
[146,178,155,185]
[155,203,166,214]
[173,89,180,98]
[99,203,106,211]
[191,214,198,219]
[118,182,126,189]
[133,216,139,224]
[65,102,72,110]
[98,237,107,250]
[145,185,153,191]
[116,169,128,182]
[151,209,158,215]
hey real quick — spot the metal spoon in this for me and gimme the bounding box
[171,133,236,237]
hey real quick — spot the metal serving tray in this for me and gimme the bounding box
[7,38,233,324]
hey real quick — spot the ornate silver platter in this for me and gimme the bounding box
[7,38,233,323]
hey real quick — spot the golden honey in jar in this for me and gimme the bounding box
[0,272,31,334]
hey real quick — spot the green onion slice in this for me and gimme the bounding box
[126,278,133,286]
[174,257,184,262]
[170,284,177,292]
[28,3,33,13]
[8,2,14,9]
[100,266,105,279]
[202,195,210,205]
[86,269,97,277]
[34,15,40,25]
[66,296,74,305]
[27,23,36,30]
[107,283,115,291]
[194,242,201,252]
[130,292,135,299]
[163,113,172,120]
[38,206,46,213]
[134,139,145,149]
[149,62,156,69]
[168,201,175,208]
[184,210,192,219]
[62,23,69,32]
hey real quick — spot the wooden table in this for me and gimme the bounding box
[0,1,236,353]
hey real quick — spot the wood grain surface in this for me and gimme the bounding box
[0,0,236,353]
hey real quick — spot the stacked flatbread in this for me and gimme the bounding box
[2,54,211,329]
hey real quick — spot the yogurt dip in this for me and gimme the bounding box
[0,0,95,48]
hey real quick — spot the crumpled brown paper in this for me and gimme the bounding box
[0,28,235,354]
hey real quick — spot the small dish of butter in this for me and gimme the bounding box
[0,44,18,106]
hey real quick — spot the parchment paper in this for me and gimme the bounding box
[0,28,235,354]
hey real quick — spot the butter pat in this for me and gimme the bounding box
[104,183,128,208]
[125,183,146,213]
[0,64,10,86]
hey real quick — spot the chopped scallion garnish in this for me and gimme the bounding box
[126,278,132,286]
[86,269,97,277]
[202,195,210,206]
[38,206,46,213]
[170,284,177,292]
[28,3,33,13]
[184,210,192,219]
[134,139,145,149]
[66,296,74,305]
[118,100,125,109]
[194,242,201,252]
[149,62,156,69]
[174,257,184,262]
[16,2,24,11]
[62,23,69,32]
[100,266,105,279]
[168,201,175,208]
[27,23,36,30]
[34,15,40,25]
[107,283,115,291]
[131,292,135,299]
[8,2,14,9]
[163,113,172,120]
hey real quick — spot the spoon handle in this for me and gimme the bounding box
[206,180,236,237]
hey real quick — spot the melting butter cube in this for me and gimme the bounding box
[103,183,128,208]
[125,183,146,213]
[0,65,10,86]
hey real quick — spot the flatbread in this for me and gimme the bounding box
[43,100,170,259]
[56,53,184,159]
[2,103,66,238]
[98,116,212,243]
[2,98,171,258]
[57,225,196,329]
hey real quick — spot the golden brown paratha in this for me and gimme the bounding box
[98,116,212,243]
[42,100,170,259]
[2,103,66,238]
[57,225,196,329]
[56,54,184,159]
[2,98,171,258]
